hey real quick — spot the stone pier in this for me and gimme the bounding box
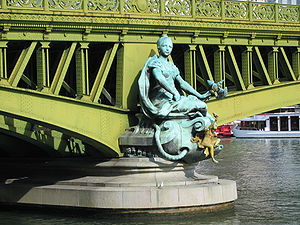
[0,157,237,212]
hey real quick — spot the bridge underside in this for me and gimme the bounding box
[0,0,300,156]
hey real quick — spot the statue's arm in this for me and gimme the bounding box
[175,75,211,100]
[152,68,180,101]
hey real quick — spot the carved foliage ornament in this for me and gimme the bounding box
[252,3,275,20]
[164,0,191,16]
[88,0,119,11]
[7,0,43,7]
[224,1,247,19]
[195,0,221,17]
[278,5,298,22]
[49,0,82,9]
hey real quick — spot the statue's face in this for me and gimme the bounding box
[158,38,173,57]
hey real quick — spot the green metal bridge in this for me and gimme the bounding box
[0,0,300,157]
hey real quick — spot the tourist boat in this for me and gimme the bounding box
[232,111,300,138]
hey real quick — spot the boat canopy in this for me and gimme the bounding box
[239,115,268,122]
[239,113,300,122]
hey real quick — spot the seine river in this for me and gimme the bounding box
[0,138,299,225]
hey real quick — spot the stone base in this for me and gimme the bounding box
[0,157,237,212]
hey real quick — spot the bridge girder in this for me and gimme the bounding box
[0,0,300,156]
[209,81,300,125]
[0,85,130,157]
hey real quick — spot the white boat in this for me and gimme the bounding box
[232,112,300,138]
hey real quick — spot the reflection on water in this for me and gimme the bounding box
[198,138,300,225]
[0,138,299,225]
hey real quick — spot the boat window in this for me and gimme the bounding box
[280,117,289,131]
[291,116,300,131]
[270,117,278,131]
[240,120,266,130]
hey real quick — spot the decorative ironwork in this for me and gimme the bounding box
[124,0,150,13]
[49,0,82,9]
[148,0,159,14]
[224,1,248,19]
[88,0,119,11]
[252,3,275,21]
[164,0,191,16]
[195,0,221,18]
[278,5,299,22]
[1,0,300,24]
[7,0,43,8]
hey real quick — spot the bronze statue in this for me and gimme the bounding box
[191,113,220,163]
[138,34,213,120]
[119,35,227,164]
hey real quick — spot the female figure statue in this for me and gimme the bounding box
[138,35,213,121]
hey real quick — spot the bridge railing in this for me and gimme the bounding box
[0,0,299,23]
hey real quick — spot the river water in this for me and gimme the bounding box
[0,138,299,225]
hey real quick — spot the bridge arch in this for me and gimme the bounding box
[209,81,300,124]
[0,85,130,157]
[1,0,300,156]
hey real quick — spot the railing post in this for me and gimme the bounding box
[160,0,165,17]
[44,0,49,12]
[275,3,279,23]
[119,0,124,14]
[249,2,253,22]
[298,5,300,23]
[221,0,225,20]
[83,0,88,13]
[1,0,7,9]
[191,0,195,19]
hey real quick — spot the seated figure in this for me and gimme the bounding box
[120,34,227,163]
[138,34,213,121]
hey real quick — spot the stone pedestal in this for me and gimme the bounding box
[0,157,237,212]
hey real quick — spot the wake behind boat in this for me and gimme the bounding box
[232,112,300,138]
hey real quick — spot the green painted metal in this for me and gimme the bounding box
[8,42,37,86]
[254,46,272,85]
[214,45,226,85]
[116,43,157,109]
[0,85,130,157]
[268,47,280,84]
[36,42,50,90]
[241,46,254,89]
[198,45,214,82]
[184,45,197,89]
[90,43,119,103]
[292,48,300,79]
[208,81,300,125]
[279,47,297,81]
[0,0,300,156]
[0,41,7,79]
[0,115,85,156]
[76,42,90,97]
[49,42,77,95]
[227,46,246,91]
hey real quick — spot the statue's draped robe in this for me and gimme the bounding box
[138,55,208,119]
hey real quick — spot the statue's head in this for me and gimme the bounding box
[157,34,173,57]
